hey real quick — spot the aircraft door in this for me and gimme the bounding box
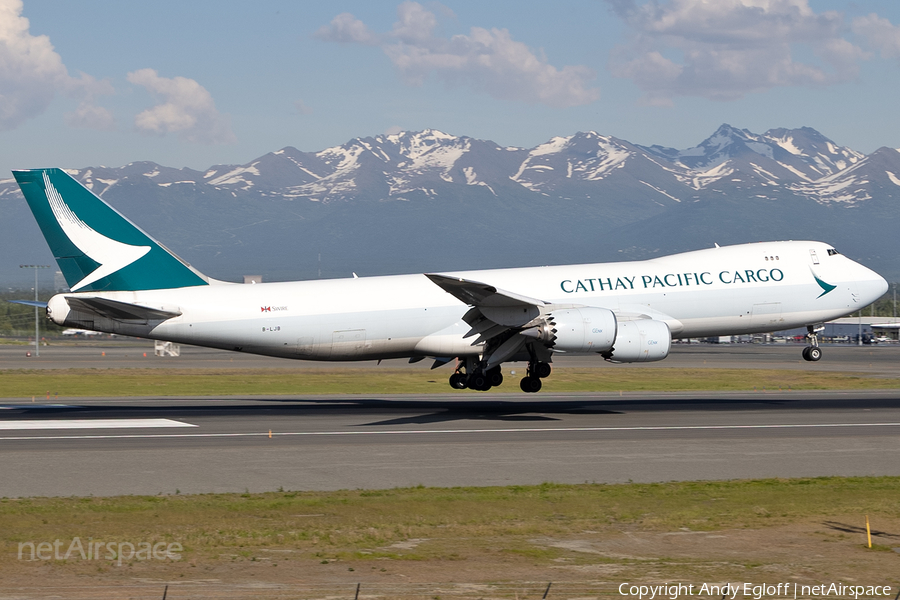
[750,302,783,330]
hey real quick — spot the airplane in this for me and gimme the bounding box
[11,168,888,393]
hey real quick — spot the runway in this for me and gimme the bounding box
[2,388,900,497]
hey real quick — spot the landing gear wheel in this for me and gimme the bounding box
[449,373,467,389]
[519,376,542,393]
[802,346,822,361]
[487,366,504,387]
[534,362,552,379]
[467,372,492,391]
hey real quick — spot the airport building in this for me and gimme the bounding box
[773,316,900,343]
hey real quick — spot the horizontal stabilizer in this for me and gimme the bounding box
[65,296,181,323]
[8,300,48,308]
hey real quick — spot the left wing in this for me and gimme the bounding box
[425,273,546,311]
[425,274,684,368]
[425,274,549,368]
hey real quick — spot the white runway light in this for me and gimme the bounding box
[0,419,197,430]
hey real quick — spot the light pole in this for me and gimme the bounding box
[19,265,51,357]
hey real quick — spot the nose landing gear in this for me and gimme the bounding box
[802,325,823,362]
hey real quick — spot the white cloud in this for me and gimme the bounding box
[315,12,380,45]
[64,73,116,130]
[294,99,313,115]
[127,69,235,144]
[318,1,599,108]
[0,1,116,131]
[389,0,438,44]
[0,0,69,129]
[852,13,900,60]
[65,102,115,130]
[607,0,868,103]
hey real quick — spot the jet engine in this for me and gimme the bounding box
[522,307,617,353]
[602,319,671,363]
[520,307,671,361]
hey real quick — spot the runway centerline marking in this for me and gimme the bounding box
[0,421,898,440]
[0,419,197,431]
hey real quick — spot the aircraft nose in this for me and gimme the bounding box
[857,266,888,306]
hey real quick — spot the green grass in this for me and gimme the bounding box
[3,477,899,566]
[1,367,899,397]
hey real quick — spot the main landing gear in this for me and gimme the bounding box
[449,365,503,391]
[519,361,551,393]
[802,325,823,362]
[447,360,552,393]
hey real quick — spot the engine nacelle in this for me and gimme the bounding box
[534,307,617,354]
[604,319,670,362]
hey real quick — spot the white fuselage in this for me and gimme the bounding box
[47,241,888,362]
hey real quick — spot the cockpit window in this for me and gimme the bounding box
[827,248,841,256]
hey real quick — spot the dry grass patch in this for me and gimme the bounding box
[3,477,900,564]
[4,478,900,593]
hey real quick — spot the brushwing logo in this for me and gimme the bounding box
[44,172,150,291]
[811,269,837,298]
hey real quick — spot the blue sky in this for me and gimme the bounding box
[3,0,900,174]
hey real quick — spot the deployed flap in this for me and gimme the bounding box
[65,296,181,323]
[425,274,549,366]
[425,274,546,309]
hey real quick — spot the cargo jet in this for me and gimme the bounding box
[12,169,888,392]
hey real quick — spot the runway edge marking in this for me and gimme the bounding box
[0,419,197,431]
[1,421,899,440]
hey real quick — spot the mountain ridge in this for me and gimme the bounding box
[2,124,898,288]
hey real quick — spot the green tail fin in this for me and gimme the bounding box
[13,168,208,292]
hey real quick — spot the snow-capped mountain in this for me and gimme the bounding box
[2,125,898,287]
[4,125,888,207]
[638,124,868,193]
